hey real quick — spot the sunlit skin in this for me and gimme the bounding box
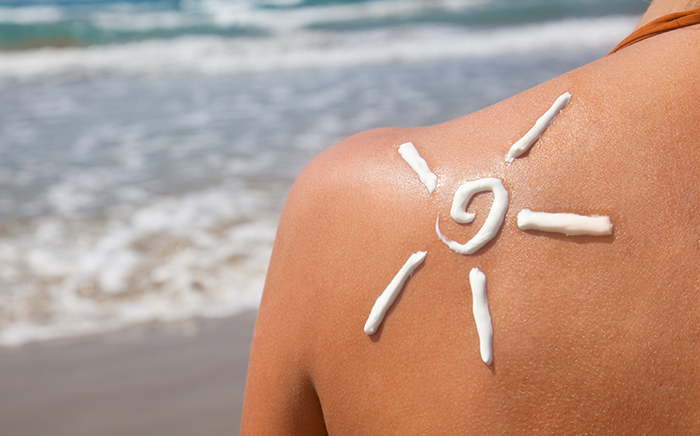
[242,1,700,434]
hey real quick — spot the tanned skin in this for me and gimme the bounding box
[242,1,700,434]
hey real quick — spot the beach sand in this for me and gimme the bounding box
[0,310,256,436]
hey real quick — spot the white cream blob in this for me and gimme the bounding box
[469,267,493,365]
[364,251,426,335]
[398,142,438,194]
[517,209,613,236]
[436,178,508,255]
[505,92,571,163]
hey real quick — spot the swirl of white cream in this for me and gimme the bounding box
[436,178,508,255]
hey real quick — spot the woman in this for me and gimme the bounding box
[242,1,700,433]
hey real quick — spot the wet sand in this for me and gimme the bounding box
[0,311,257,436]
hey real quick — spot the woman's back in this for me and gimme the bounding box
[242,3,700,434]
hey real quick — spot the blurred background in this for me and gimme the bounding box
[0,0,646,434]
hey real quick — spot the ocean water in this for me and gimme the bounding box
[0,0,644,346]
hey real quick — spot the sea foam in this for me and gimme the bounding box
[0,15,638,81]
[0,187,275,347]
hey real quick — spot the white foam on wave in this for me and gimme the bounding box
[0,186,277,347]
[0,6,64,24]
[0,0,486,35]
[91,10,207,32]
[195,0,488,33]
[0,15,638,81]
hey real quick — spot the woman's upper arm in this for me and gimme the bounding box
[240,127,410,435]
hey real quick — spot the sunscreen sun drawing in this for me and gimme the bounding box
[364,92,613,366]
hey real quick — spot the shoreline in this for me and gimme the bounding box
[0,310,257,436]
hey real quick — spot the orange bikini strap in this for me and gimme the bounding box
[608,8,700,55]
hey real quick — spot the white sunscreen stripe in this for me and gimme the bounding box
[517,209,613,236]
[398,142,438,194]
[469,268,493,365]
[364,251,426,335]
[505,92,571,163]
[436,178,509,255]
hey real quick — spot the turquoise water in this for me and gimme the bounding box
[0,0,643,345]
[0,0,647,49]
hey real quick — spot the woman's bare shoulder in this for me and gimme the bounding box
[244,32,700,434]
